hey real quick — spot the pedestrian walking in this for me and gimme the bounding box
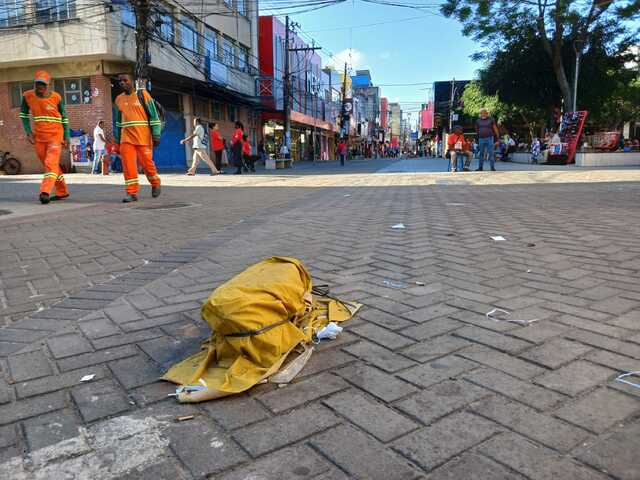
[231,120,244,175]
[19,70,70,204]
[210,122,225,173]
[114,73,162,203]
[447,126,472,172]
[475,107,500,171]
[338,139,347,166]
[181,117,219,176]
[531,137,541,164]
[243,134,255,172]
[92,120,107,174]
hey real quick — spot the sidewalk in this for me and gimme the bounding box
[0,160,639,479]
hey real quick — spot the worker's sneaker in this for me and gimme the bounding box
[151,185,161,198]
[50,194,70,201]
[475,168,483,171]
[39,193,50,204]
[491,167,496,171]
[122,194,138,203]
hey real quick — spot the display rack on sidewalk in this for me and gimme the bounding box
[549,110,588,164]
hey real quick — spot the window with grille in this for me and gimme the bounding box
[0,0,25,27]
[223,37,235,67]
[122,2,135,27]
[181,15,198,53]
[10,81,33,108]
[238,45,248,72]
[35,0,76,23]
[223,0,232,8]
[155,8,174,42]
[194,98,209,119]
[53,78,91,105]
[227,105,237,122]
[212,102,223,120]
[204,26,218,61]
[237,0,246,15]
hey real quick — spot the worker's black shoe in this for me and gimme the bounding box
[151,185,161,198]
[50,194,69,201]
[122,194,138,203]
[39,193,50,204]
[475,168,483,171]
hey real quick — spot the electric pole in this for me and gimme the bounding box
[283,16,291,152]
[282,17,321,158]
[340,62,348,139]
[133,0,152,90]
[448,77,455,131]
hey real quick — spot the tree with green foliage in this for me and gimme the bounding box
[442,0,640,109]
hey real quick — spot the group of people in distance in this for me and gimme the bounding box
[180,118,255,176]
[20,70,256,206]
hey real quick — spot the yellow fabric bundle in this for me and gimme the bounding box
[162,256,359,402]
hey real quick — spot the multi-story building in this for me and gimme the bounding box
[258,15,337,161]
[389,102,402,148]
[351,70,380,143]
[0,0,260,173]
[380,97,389,143]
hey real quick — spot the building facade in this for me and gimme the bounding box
[351,70,380,157]
[258,15,337,162]
[0,0,260,173]
[389,102,402,148]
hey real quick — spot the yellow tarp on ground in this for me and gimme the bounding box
[162,256,360,402]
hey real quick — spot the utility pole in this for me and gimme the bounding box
[283,17,320,157]
[448,77,455,131]
[283,16,291,152]
[133,0,152,90]
[340,62,348,140]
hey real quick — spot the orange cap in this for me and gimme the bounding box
[34,70,50,85]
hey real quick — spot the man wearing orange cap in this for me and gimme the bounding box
[114,73,162,203]
[20,70,70,204]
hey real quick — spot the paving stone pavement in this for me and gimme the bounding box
[1,161,640,479]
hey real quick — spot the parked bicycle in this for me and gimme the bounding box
[0,150,21,175]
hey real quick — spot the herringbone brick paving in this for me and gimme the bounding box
[0,168,639,479]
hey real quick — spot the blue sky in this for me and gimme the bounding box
[271,1,482,115]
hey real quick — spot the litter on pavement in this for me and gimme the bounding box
[343,194,351,197]
[414,281,426,286]
[615,371,640,390]
[80,374,96,382]
[391,223,406,230]
[316,322,343,340]
[486,308,540,325]
[491,236,507,241]
[383,279,409,289]
[163,256,361,403]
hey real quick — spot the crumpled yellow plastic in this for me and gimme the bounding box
[162,257,360,402]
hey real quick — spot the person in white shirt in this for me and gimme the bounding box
[181,117,219,175]
[92,120,107,174]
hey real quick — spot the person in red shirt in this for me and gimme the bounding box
[242,134,255,173]
[209,122,225,172]
[447,125,472,172]
[338,140,347,166]
[231,121,244,175]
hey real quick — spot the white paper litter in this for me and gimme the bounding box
[414,281,426,286]
[491,236,506,241]
[316,322,343,340]
[343,194,352,197]
[486,308,539,326]
[391,223,406,230]
[80,374,96,382]
[615,371,640,389]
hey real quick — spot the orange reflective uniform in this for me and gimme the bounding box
[20,88,70,196]
[114,90,161,195]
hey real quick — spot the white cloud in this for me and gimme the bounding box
[326,49,367,70]
[379,51,391,60]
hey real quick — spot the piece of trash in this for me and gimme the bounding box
[446,203,466,206]
[168,384,208,397]
[446,233,456,237]
[491,236,506,242]
[316,322,343,340]
[615,371,640,389]
[391,223,406,230]
[526,243,536,247]
[486,308,539,325]
[526,269,532,273]
[343,194,351,197]
[80,374,96,382]
[383,279,408,289]
[414,281,426,286]
[176,415,195,422]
